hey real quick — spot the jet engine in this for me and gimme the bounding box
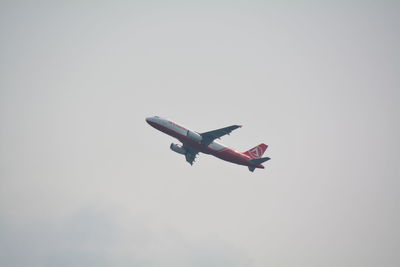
[170,143,186,155]
[187,130,202,143]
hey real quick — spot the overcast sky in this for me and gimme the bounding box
[1,1,399,266]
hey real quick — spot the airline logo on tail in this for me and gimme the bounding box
[243,144,268,159]
[249,147,261,158]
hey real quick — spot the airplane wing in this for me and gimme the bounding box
[182,145,199,165]
[200,125,242,146]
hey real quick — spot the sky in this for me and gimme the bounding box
[1,1,399,266]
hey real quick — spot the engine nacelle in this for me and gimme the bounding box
[187,130,202,143]
[170,143,186,155]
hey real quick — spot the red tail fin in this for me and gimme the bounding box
[243,143,268,159]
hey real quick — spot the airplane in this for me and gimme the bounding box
[146,116,270,172]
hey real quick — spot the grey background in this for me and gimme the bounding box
[1,1,399,266]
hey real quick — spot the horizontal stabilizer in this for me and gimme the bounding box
[250,157,271,165]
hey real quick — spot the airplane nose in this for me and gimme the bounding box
[146,116,162,126]
[146,116,157,126]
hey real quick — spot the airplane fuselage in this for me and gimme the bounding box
[146,116,264,169]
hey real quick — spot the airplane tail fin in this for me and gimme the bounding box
[243,143,268,159]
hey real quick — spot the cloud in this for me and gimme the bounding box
[0,207,251,267]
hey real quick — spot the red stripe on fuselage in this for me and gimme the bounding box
[147,120,264,168]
